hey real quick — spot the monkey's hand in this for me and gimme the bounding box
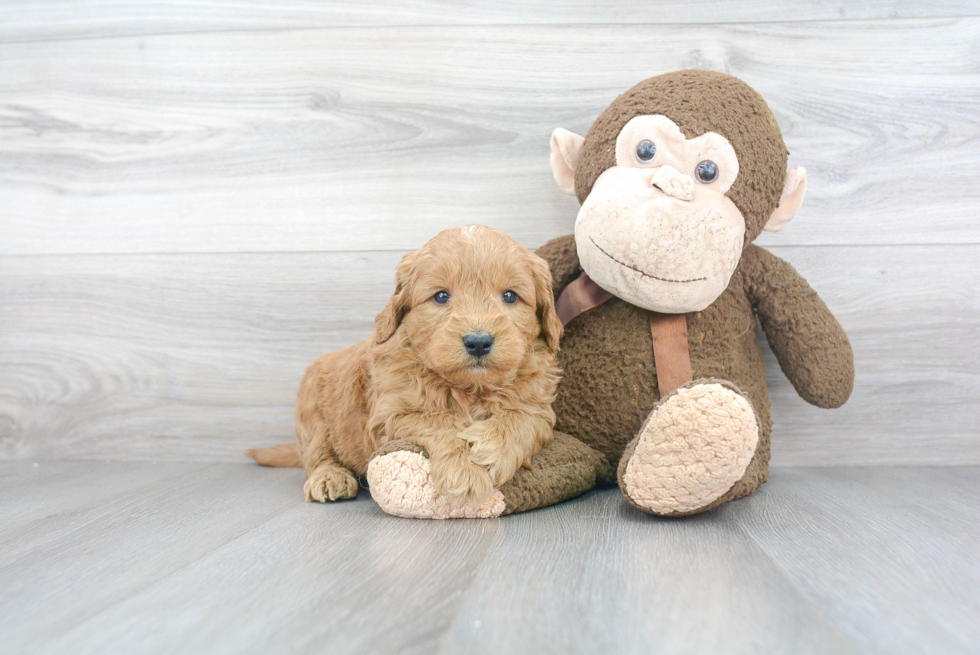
[367,443,505,519]
[742,244,855,408]
[380,413,495,508]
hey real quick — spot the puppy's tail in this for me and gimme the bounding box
[245,444,302,468]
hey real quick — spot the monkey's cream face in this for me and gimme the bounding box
[574,115,745,313]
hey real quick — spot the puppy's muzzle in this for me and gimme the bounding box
[463,331,494,359]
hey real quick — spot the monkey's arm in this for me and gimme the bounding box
[535,234,582,297]
[741,244,854,408]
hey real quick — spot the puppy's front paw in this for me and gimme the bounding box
[461,422,518,487]
[304,464,359,503]
[431,454,495,508]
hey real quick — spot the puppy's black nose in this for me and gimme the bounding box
[463,332,494,358]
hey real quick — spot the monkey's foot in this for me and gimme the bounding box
[618,381,759,516]
[366,449,505,519]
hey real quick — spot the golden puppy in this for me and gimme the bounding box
[248,225,562,506]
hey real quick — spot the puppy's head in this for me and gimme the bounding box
[375,225,562,389]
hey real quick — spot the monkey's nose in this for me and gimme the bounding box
[463,332,494,358]
[651,165,695,201]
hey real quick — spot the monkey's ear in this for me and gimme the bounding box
[764,167,807,232]
[375,252,417,343]
[550,128,585,196]
[529,253,563,354]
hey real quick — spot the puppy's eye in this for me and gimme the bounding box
[695,160,718,183]
[433,291,450,304]
[502,290,518,304]
[636,140,656,163]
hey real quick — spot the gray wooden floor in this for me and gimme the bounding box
[1,461,977,655]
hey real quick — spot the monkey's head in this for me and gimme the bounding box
[550,70,807,313]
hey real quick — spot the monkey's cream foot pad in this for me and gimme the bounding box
[366,450,505,519]
[621,382,759,516]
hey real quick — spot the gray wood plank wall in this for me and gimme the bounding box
[2,2,978,464]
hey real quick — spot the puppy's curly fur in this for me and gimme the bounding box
[248,225,563,506]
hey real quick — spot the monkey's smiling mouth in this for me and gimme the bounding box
[589,237,707,284]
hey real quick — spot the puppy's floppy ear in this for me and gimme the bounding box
[375,251,417,344]
[529,253,563,353]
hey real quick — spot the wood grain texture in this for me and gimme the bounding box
[1,462,977,654]
[1,244,977,465]
[1,18,979,254]
[2,1,978,43]
[0,249,402,461]
[437,491,864,655]
[738,467,980,654]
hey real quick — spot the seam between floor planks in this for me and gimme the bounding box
[732,514,872,650]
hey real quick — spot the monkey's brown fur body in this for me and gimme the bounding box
[538,236,853,511]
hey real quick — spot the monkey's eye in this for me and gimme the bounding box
[635,140,657,163]
[695,160,719,183]
[502,290,518,304]
[433,291,450,304]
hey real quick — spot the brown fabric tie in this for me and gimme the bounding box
[556,273,694,399]
[648,312,693,397]
[555,273,614,327]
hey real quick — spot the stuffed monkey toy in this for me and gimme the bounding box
[369,69,854,518]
